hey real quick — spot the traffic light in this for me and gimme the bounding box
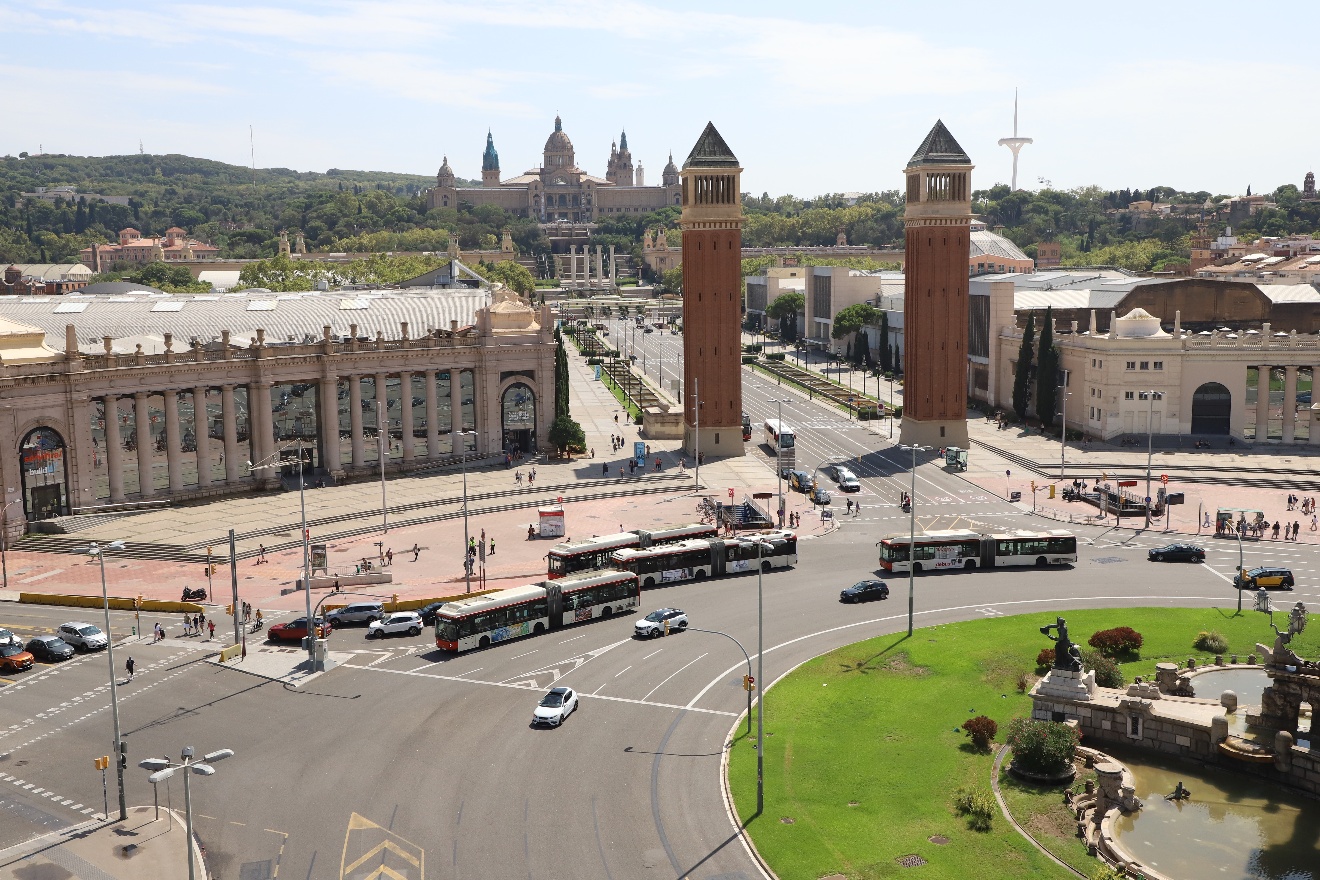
[1031,481,1037,493]
[225,604,233,616]
[95,755,109,771]
[743,674,756,691]
[119,741,128,770]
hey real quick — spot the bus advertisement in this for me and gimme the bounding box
[877,529,1078,572]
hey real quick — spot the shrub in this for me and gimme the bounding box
[952,786,995,832]
[891,405,903,419]
[586,357,603,365]
[1006,717,1081,775]
[1090,866,1126,880]
[743,343,763,354]
[1195,630,1229,654]
[741,355,758,365]
[1082,651,1124,689]
[1035,648,1056,670]
[1087,626,1144,658]
[1016,672,1032,694]
[963,715,999,750]
[766,352,786,361]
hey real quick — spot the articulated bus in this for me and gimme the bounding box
[763,418,796,475]
[434,569,640,652]
[877,529,1078,573]
[546,523,717,579]
[610,530,797,588]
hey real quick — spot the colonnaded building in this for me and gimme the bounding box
[0,284,554,535]
[426,117,681,221]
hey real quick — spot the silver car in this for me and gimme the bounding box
[57,622,108,651]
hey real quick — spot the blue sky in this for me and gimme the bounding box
[2,0,1316,199]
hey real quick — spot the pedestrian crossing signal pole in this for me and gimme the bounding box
[94,755,109,820]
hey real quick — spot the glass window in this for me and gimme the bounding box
[1126,361,1135,370]
[460,370,476,452]
[1153,361,1163,370]
[360,377,380,464]
[271,382,320,470]
[411,373,428,458]
[336,379,353,465]
[114,397,140,496]
[1139,362,1149,370]
[435,371,453,455]
[206,389,226,484]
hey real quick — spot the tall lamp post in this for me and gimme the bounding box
[377,400,389,534]
[888,374,895,440]
[1,497,20,592]
[1058,379,1072,481]
[775,399,790,528]
[87,539,127,821]
[1142,390,1160,527]
[755,538,766,814]
[457,430,478,592]
[898,444,929,636]
[248,441,314,668]
[140,747,234,880]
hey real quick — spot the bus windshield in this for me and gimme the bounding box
[879,542,908,563]
[547,555,565,575]
[436,620,458,642]
[779,431,795,449]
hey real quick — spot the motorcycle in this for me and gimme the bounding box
[250,617,264,634]
[181,587,207,601]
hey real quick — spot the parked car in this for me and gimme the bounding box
[531,686,579,727]
[367,612,424,639]
[268,617,331,642]
[25,636,75,663]
[1147,543,1205,563]
[1234,567,1295,590]
[418,602,447,626]
[326,602,384,627]
[634,608,688,639]
[57,622,108,651]
[0,642,35,672]
[840,580,890,603]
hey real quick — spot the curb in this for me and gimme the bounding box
[989,745,1087,878]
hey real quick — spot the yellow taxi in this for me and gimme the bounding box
[1233,567,1295,591]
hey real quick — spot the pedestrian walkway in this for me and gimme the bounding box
[0,807,200,879]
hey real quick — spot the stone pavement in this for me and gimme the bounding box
[0,807,200,879]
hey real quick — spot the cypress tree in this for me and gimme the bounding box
[1036,307,1059,428]
[878,312,891,372]
[1012,313,1036,421]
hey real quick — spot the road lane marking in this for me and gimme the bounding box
[641,653,708,703]
[643,649,664,660]
[559,634,587,644]
[615,666,632,677]
[509,649,539,660]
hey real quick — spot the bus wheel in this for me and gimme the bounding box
[533,623,545,634]
[644,578,656,588]
[1035,557,1048,567]
[694,570,706,580]
[761,560,772,573]
[964,559,976,570]
[913,563,922,573]
[479,636,490,649]
[601,606,612,617]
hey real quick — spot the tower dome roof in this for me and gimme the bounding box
[437,156,455,186]
[663,152,677,174]
[543,115,573,155]
[482,131,499,172]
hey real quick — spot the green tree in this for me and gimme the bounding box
[660,265,683,293]
[548,414,586,458]
[878,312,892,372]
[832,303,878,342]
[854,329,868,368]
[766,291,805,342]
[128,261,212,293]
[480,259,535,296]
[1012,312,1036,421]
[1036,307,1059,427]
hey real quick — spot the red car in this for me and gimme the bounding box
[0,642,35,672]
[268,617,331,642]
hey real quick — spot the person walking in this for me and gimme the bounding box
[154,622,163,643]
[1295,520,1302,540]
[1311,513,1317,532]
[386,548,394,566]
[181,614,191,637]
[412,543,421,562]
[126,656,135,680]
[257,544,267,564]
[1273,521,1281,540]
[207,620,216,640]
[489,537,495,556]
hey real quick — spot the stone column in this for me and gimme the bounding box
[399,371,414,463]
[595,245,604,288]
[163,390,184,492]
[103,395,125,503]
[1283,365,1298,443]
[1255,366,1271,440]
[133,392,154,498]
[451,370,465,455]
[221,385,241,483]
[348,376,365,466]
[424,370,440,459]
[249,382,274,479]
[320,377,339,474]
[376,372,390,464]
[608,244,616,285]
[193,387,211,488]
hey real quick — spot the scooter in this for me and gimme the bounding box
[181,587,207,601]
[250,616,264,634]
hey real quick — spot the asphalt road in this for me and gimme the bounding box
[4,355,1317,879]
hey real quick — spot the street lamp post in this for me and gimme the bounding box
[141,747,234,880]
[777,399,786,528]
[1236,526,1245,614]
[1,498,20,593]
[377,400,389,533]
[888,374,895,440]
[87,539,127,821]
[755,538,766,814]
[898,445,929,636]
[248,442,314,668]
[1143,390,1160,527]
[458,430,478,592]
[1059,372,1071,481]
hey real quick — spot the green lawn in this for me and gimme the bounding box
[727,607,1320,880]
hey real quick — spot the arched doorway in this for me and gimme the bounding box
[20,427,69,521]
[1191,382,1231,435]
[501,383,536,455]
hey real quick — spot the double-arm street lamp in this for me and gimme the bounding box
[898,444,929,636]
[1140,390,1162,527]
[141,747,234,880]
[248,441,315,668]
[86,539,127,821]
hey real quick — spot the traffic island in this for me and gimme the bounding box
[724,608,1320,880]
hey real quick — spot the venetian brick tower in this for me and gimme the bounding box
[899,120,973,448]
[681,122,745,458]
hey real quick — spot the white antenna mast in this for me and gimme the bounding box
[996,88,1034,191]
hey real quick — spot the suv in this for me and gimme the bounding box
[367,612,424,639]
[634,608,688,639]
[1234,567,1295,590]
[821,464,848,481]
[327,602,384,627]
[57,622,108,651]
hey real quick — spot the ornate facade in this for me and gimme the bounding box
[426,118,680,221]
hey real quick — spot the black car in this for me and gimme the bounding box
[26,636,76,662]
[418,602,447,626]
[1147,543,1205,563]
[840,580,890,603]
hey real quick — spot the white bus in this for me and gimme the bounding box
[434,570,641,652]
[877,529,1077,572]
[546,523,718,579]
[610,531,797,588]
[763,418,796,475]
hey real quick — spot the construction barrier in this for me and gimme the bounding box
[218,643,243,663]
[19,593,204,613]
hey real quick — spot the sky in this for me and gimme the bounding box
[2,0,1317,200]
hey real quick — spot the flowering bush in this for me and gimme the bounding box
[1006,717,1081,775]
[1082,651,1125,689]
[962,715,999,750]
[1035,648,1056,670]
[1087,626,1144,658]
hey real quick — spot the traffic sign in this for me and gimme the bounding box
[1160,474,1168,484]
[1145,496,1152,504]
[1005,469,1011,477]
[728,488,735,499]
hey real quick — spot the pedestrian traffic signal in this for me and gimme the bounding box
[1031,481,1037,493]
[225,604,233,616]
[119,741,128,770]
[94,755,109,771]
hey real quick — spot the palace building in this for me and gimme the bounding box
[426,117,680,222]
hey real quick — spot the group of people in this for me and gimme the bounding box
[179,612,215,639]
[515,467,537,486]
[1285,494,1316,514]
[464,531,494,575]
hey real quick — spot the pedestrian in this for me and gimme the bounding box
[181,614,191,637]
[257,544,267,564]
[386,548,393,566]
[516,470,523,485]
[207,620,215,640]
[614,413,619,425]
[154,622,163,642]
[591,447,596,458]
[603,462,609,476]
[655,457,662,472]
[489,537,495,556]
[126,656,135,680]
[412,543,421,562]
[1295,520,1302,540]
[846,498,853,514]
[528,471,535,487]
[1273,522,1281,540]
[199,610,206,628]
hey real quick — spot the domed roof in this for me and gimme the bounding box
[663,151,677,174]
[543,116,573,154]
[437,155,455,186]
[1113,307,1168,338]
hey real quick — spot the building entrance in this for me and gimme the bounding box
[502,383,536,455]
[1192,382,1231,435]
[20,427,69,521]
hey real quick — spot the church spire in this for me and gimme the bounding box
[619,129,629,152]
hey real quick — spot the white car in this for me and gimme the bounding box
[532,687,578,727]
[57,622,108,651]
[634,608,688,639]
[0,628,16,646]
[367,612,424,639]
